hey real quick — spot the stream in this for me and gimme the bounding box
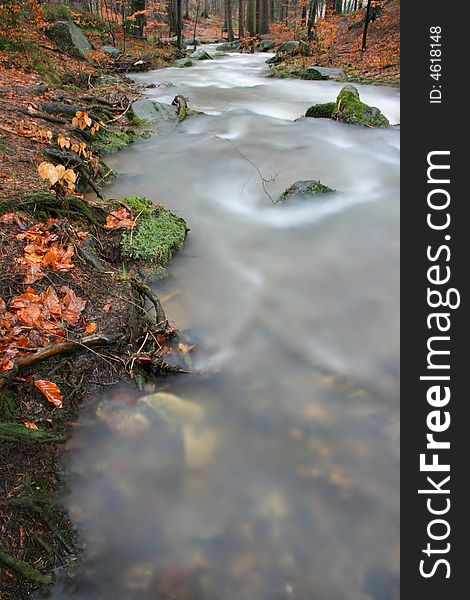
[52,48,400,599]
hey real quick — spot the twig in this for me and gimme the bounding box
[105,94,141,124]
[230,143,276,203]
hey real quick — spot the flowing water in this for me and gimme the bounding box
[52,49,400,599]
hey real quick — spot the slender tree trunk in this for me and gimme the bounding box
[239,0,245,37]
[226,0,235,40]
[307,0,317,40]
[247,0,256,34]
[259,0,269,33]
[361,0,372,51]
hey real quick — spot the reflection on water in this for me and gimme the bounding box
[51,48,399,599]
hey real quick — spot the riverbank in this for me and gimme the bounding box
[0,28,191,596]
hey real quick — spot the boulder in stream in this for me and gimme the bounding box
[130,99,178,132]
[279,180,336,203]
[46,20,93,59]
[305,85,390,127]
[305,102,336,119]
[191,48,213,60]
[217,41,242,51]
[305,66,344,79]
[186,37,201,46]
[334,85,390,127]
[175,58,194,68]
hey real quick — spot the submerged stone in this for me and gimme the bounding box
[138,392,204,426]
[334,85,390,127]
[279,180,336,202]
[46,20,92,59]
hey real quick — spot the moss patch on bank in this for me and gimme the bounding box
[120,197,187,264]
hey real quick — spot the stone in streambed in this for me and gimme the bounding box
[305,85,390,127]
[175,58,194,67]
[138,392,204,426]
[217,41,242,51]
[305,66,344,79]
[46,20,93,59]
[191,49,213,60]
[130,99,178,132]
[305,102,336,119]
[334,85,389,127]
[279,180,336,203]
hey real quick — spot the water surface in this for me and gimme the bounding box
[53,49,399,600]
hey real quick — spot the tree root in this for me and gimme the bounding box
[132,278,167,332]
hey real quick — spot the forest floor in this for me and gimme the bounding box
[0,20,188,599]
[0,5,399,597]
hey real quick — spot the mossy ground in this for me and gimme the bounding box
[120,197,187,264]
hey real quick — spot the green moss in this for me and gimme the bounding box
[120,199,186,263]
[178,106,201,122]
[0,389,17,419]
[0,549,52,585]
[94,128,136,153]
[279,180,335,202]
[305,102,336,119]
[44,2,72,21]
[123,196,154,217]
[334,85,390,127]
[0,423,65,444]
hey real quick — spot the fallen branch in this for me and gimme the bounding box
[0,549,52,584]
[0,104,67,125]
[105,94,141,124]
[0,334,118,389]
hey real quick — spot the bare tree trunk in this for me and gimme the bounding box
[259,0,269,33]
[226,0,235,40]
[239,0,245,37]
[361,0,372,51]
[247,0,256,34]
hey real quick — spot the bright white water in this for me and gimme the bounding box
[53,49,399,600]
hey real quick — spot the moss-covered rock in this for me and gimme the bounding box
[94,128,136,153]
[175,58,194,67]
[120,197,186,264]
[334,85,389,127]
[45,20,93,60]
[305,102,336,119]
[279,180,335,203]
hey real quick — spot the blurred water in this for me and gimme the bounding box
[52,49,399,599]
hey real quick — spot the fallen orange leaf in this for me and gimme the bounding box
[35,380,63,408]
[84,322,97,334]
